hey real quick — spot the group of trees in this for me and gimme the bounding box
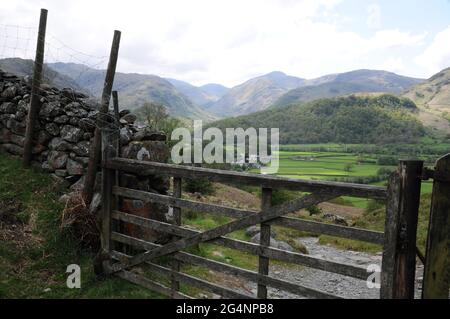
[211,94,425,145]
[134,101,183,138]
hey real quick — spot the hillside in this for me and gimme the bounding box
[274,69,423,107]
[49,62,215,120]
[200,83,229,99]
[210,94,425,144]
[166,78,227,107]
[0,58,84,92]
[207,71,305,117]
[402,67,450,136]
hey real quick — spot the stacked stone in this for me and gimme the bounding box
[0,68,168,193]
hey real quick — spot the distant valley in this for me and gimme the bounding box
[1,57,449,137]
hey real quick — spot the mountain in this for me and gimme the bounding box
[0,58,84,92]
[210,94,424,144]
[273,69,424,107]
[207,71,305,117]
[402,67,450,136]
[48,62,215,120]
[200,83,229,99]
[166,78,228,107]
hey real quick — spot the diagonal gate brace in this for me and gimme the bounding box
[108,190,342,274]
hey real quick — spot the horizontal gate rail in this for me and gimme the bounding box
[117,269,192,299]
[111,210,369,280]
[111,232,341,299]
[113,186,385,245]
[105,158,387,199]
[111,251,254,299]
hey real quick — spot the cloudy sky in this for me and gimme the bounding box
[1,0,450,87]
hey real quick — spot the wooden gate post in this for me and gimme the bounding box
[23,8,47,167]
[422,154,450,299]
[381,160,423,299]
[83,30,121,204]
[100,121,119,274]
[257,187,272,299]
[171,177,182,297]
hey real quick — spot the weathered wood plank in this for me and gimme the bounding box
[116,269,191,299]
[113,186,384,244]
[258,187,272,299]
[111,232,341,299]
[111,251,253,299]
[108,191,340,273]
[106,158,387,199]
[110,211,368,280]
[23,8,48,167]
[381,161,423,299]
[99,126,119,274]
[423,154,450,299]
[83,30,121,204]
[171,177,182,297]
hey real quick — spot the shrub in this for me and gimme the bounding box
[183,177,214,195]
[306,204,323,216]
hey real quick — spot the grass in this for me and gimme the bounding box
[318,194,432,253]
[0,152,163,298]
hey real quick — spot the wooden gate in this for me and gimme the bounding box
[421,154,450,299]
[98,126,448,299]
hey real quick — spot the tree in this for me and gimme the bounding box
[136,102,169,130]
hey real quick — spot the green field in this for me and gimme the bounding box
[250,146,438,208]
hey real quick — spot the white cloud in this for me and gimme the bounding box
[0,0,433,86]
[415,25,450,76]
[377,57,406,74]
[367,3,381,29]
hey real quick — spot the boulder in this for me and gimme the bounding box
[39,101,62,117]
[119,109,131,117]
[119,127,133,145]
[54,115,69,124]
[245,225,261,238]
[48,150,68,169]
[1,85,17,99]
[66,159,84,175]
[49,137,72,151]
[45,123,60,136]
[0,102,17,114]
[250,233,292,251]
[121,141,169,162]
[69,175,85,192]
[6,118,26,136]
[37,130,52,144]
[78,118,96,132]
[121,113,137,124]
[323,213,348,226]
[55,169,68,177]
[133,128,166,142]
[61,125,83,143]
[72,141,90,156]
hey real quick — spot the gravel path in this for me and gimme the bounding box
[237,237,424,299]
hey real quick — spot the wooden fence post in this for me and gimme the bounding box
[23,8,47,167]
[257,187,272,299]
[422,154,450,299]
[112,90,120,121]
[100,121,119,274]
[171,177,182,297]
[381,160,423,299]
[83,30,121,204]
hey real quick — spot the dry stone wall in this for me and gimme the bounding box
[0,68,172,241]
